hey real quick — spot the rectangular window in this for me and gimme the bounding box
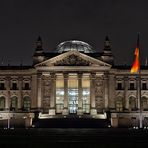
[56,75,64,113]
[0,83,5,90]
[24,83,30,90]
[117,82,122,90]
[129,83,135,90]
[68,74,78,114]
[82,75,90,113]
[12,83,17,90]
[142,83,147,90]
[23,97,30,111]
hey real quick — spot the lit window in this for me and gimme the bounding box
[82,76,90,113]
[56,75,64,113]
[23,96,30,111]
[68,75,78,114]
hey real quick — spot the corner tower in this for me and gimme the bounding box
[101,36,114,65]
[33,36,45,65]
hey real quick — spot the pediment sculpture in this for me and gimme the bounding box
[54,54,91,66]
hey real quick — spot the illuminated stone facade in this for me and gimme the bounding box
[0,36,148,128]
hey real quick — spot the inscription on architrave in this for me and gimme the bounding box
[95,76,104,112]
[42,76,51,112]
[54,55,90,66]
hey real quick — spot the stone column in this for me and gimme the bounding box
[37,73,42,109]
[31,74,37,109]
[77,73,83,115]
[104,74,109,109]
[49,73,56,115]
[18,77,23,110]
[124,76,129,109]
[108,74,116,109]
[90,73,97,115]
[6,77,10,110]
[62,73,68,115]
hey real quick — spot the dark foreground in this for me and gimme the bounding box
[0,128,148,148]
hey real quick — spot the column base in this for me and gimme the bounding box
[111,113,118,128]
[62,108,69,115]
[49,109,55,115]
[90,108,97,116]
[25,117,33,128]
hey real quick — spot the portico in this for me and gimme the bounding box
[35,49,111,117]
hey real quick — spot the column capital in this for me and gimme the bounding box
[136,75,140,80]
[18,76,23,81]
[37,73,42,78]
[63,72,68,79]
[108,74,116,81]
[103,74,109,80]
[78,72,83,78]
[90,73,96,79]
[124,76,128,81]
[6,76,11,81]
[50,72,56,79]
[104,72,109,75]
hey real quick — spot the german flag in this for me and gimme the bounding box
[130,34,140,73]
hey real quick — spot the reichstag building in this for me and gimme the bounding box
[0,36,147,128]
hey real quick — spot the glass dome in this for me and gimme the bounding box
[55,40,95,53]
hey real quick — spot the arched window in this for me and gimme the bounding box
[142,96,148,110]
[11,96,18,111]
[129,96,136,111]
[0,96,5,110]
[116,96,123,112]
[23,96,30,111]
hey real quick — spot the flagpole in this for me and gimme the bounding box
[139,67,142,128]
[130,33,142,128]
[137,33,142,128]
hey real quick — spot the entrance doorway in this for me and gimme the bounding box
[68,88,78,113]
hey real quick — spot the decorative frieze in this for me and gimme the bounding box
[54,54,90,66]
[95,75,104,112]
[42,75,51,112]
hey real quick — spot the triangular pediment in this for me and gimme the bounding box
[35,50,111,68]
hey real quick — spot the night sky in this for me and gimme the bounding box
[0,0,148,65]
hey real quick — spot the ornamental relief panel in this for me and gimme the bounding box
[0,91,7,97]
[42,76,51,111]
[95,77,104,110]
[54,55,91,66]
[95,76,104,111]
[142,92,148,97]
[116,91,124,96]
[22,91,31,97]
